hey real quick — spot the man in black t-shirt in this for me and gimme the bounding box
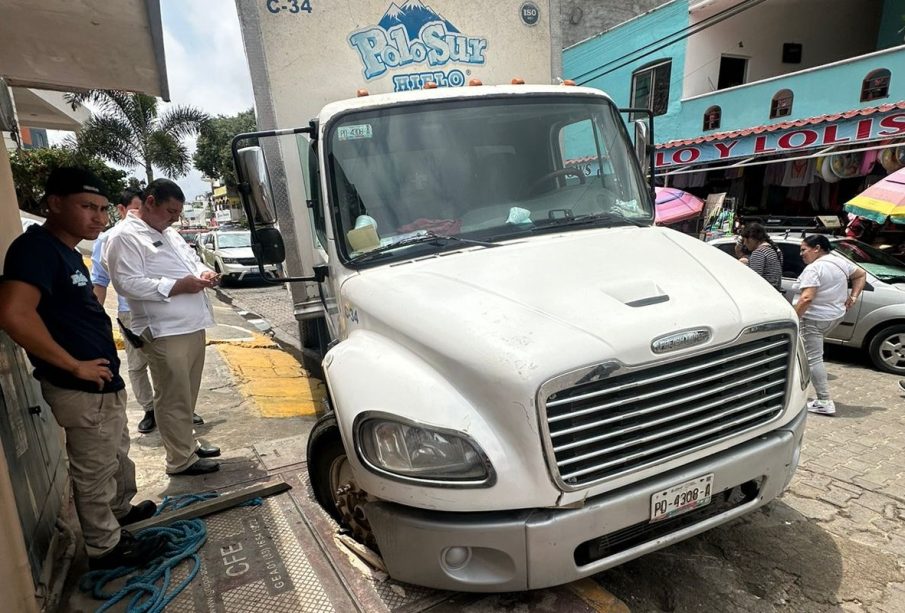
[0,167,164,570]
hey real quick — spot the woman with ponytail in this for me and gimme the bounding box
[740,223,783,291]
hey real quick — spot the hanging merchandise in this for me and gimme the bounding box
[858,149,878,176]
[781,158,816,187]
[879,145,905,173]
[821,156,841,183]
[830,151,864,179]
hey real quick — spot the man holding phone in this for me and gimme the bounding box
[105,179,222,476]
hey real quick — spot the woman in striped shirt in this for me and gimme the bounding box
[741,223,783,291]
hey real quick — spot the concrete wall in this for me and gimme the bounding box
[561,0,665,48]
[684,0,884,98]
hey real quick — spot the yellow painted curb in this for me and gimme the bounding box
[567,578,630,613]
[216,333,325,418]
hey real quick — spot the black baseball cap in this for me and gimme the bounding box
[44,167,109,200]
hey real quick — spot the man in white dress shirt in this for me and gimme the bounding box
[105,179,222,475]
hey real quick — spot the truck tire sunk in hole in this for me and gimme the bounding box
[307,413,377,549]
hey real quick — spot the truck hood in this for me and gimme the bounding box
[340,226,792,394]
[335,226,795,507]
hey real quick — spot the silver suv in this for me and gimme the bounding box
[710,235,905,375]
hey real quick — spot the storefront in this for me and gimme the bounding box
[655,103,905,246]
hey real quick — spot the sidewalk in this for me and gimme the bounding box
[61,289,621,613]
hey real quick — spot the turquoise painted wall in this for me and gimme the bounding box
[878,0,905,49]
[564,0,689,143]
[566,0,905,145]
[674,47,905,138]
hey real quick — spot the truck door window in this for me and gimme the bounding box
[297,135,326,248]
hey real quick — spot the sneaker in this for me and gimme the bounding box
[898,380,905,393]
[807,399,836,416]
[88,530,167,570]
[137,411,156,434]
[117,500,157,526]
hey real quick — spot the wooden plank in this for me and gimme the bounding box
[123,481,291,531]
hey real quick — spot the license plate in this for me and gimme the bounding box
[650,474,714,522]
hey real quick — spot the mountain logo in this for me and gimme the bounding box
[349,0,488,82]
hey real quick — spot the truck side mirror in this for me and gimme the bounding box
[236,146,284,265]
[237,146,278,226]
[634,119,651,177]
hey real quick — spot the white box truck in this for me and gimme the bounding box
[233,0,809,592]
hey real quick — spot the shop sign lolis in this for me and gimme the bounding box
[656,110,905,168]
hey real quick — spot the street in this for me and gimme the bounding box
[217,282,905,612]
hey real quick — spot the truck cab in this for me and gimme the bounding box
[232,84,809,592]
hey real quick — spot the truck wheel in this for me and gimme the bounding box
[868,324,905,375]
[306,413,377,547]
[307,414,348,523]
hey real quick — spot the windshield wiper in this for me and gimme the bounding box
[540,211,647,229]
[352,231,499,263]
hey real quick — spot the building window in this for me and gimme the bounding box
[861,69,890,102]
[631,61,672,117]
[770,89,793,119]
[703,106,722,131]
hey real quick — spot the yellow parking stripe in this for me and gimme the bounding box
[216,334,325,417]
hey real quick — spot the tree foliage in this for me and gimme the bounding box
[193,109,257,188]
[9,146,129,215]
[65,90,209,184]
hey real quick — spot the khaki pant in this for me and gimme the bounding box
[40,382,135,557]
[119,311,155,412]
[140,329,205,473]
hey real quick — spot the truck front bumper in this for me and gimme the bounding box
[365,407,806,592]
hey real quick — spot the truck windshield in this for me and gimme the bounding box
[326,95,652,263]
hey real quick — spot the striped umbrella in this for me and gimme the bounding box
[845,166,905,225]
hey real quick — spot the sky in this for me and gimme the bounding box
[158,1,254,199]
[50,1,255,201]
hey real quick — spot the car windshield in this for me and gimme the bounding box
[833,239,905,281]
[326,95,652,263]
[181,232,198,242]
[218,233,251,248]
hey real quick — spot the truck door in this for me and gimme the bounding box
[297,134,340,342]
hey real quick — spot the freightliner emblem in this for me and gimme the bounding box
[651,329,711,354]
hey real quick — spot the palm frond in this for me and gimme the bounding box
[148,131,191,178]
[157,106,209,140]
[74,116,142,168]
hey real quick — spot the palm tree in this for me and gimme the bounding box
[65,90,208,184]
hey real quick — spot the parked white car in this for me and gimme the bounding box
[710,234,905,374]
[197,230,280,285]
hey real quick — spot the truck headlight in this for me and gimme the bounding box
[797,336,811,390]
[220,257,238,264]
[355,415,494,486]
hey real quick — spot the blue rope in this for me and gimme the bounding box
[79,492,263,613]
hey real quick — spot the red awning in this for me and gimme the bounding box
[658,101,905,150]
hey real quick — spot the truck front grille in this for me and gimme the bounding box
[237,257,257,266]
[541,333,792,489]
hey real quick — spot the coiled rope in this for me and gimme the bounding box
[79,492,262,613]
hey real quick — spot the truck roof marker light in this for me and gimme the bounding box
[562,79,577,86]
[468,79,483,86]
[511,78,525,85]
[356,88,369,97]
[423,82,439,89]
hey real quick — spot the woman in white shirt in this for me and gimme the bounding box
[795,235,867,416]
